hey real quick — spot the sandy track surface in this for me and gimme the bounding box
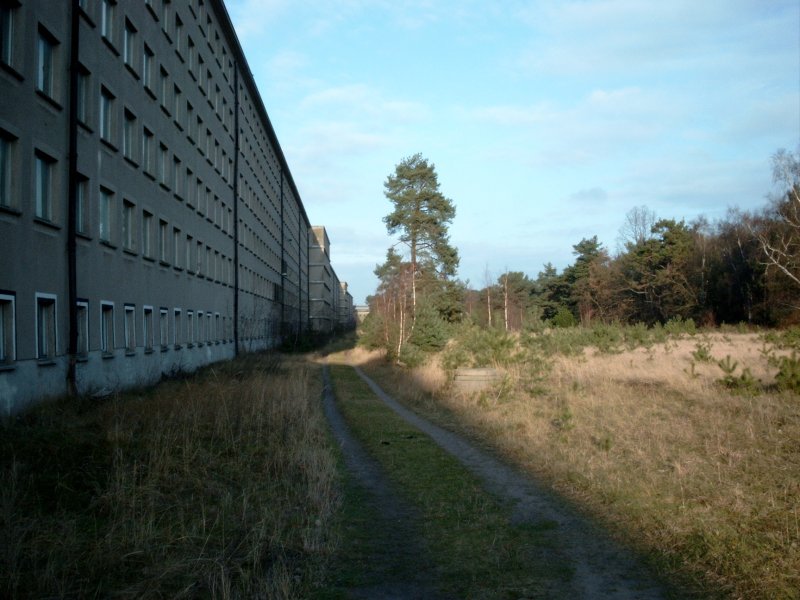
[322,366,451,599]
[325,364,671,598]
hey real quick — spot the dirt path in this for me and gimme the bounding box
[325,367,665,600]
[321,366,450,599]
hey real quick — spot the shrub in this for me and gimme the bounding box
[664,316,697,336]
[717,355,760,395]
[692,339,714,363]
[590,323,624,354]
[399,342,427,368]
[775,352,800,394]
[409,303,451,352]
[550,306,577,328]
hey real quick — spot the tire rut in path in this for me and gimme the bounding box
[352,366,670,600]
[322,366,449,600]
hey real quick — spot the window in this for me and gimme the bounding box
[1,3,16,67]
[123,109,136,160]
[186,310,194,345]
[143,305,153,351]
[76,66,90,125]
[186,101,195,140]
[158,219,168,262]
[198,55,205,91]
[173,84,182,125]
[123,19,136,69]
[185,234,193,272]
[159,66,170,112]
[142,210,153,258]
[215,313,220,343]
[124,304,135,353]
[161,0,171,34]
[175,14,184,56]
[76,300,88,356]
[100,0,116,45]
[37,27,57,99]
[143,44,154,91]
[196,116,203,151]
[99,187,113,242]
[158,143,168,186]
[173,309,182,347]
[195,177,203,211]
[196,239,203,274]
[187,36,195,77]
[172,226,181,268]
[99,87,115,144]
[34,151,54,221]
[142,127,154,175]
[197,310,204,345]
[173,156,183,198]
[101,301,114,354]
[0,294,15,364]
[36,294,57,361]
[0,131,16,210]
[159,308,168,349]
[186,167,194,206]
[76,175,89,235]
[206,312,212,344]
[122,199,135,251]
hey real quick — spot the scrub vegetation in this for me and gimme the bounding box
[348,325,800,599]
[1,354,338,599]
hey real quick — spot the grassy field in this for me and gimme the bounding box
[344,328,800,599]
[1,354,338,598]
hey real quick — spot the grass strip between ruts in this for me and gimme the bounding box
[325,364,572,599]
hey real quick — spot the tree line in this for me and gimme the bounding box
[363,150,800,362]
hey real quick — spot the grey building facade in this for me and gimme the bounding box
[0,0,347,415]
[308,225,356,334]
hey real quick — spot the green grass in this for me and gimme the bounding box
[324,365,572,599]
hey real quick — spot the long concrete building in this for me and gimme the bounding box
[0,0,355,415]
[308,225,355,334]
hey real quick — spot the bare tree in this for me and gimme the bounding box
[502,270,509,331]
[617,205,657,252]
[483,264,493,327]
[755,149,800,288]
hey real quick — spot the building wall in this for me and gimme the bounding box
[309,226,333,332]
[0,0,332,415]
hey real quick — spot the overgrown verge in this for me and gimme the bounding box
[324,364,570,599]
[1,354,338,598]
[353,327,800,599]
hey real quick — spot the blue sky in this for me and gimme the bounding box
[226,0,799,304]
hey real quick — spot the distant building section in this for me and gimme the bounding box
[0,0,352,415]
[355,305,370,324]
[309,226,356,333]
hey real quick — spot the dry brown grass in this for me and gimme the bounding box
[349,333,800,599]
[1,354,338,598]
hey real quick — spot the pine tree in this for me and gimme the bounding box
[383,153,459,323]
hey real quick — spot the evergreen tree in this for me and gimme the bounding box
[383,153,459,321]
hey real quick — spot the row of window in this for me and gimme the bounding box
[0,291,232,366]
[95,0,235,142]
[91,73,234,190]
[0,138,233,284]
[107,190,235,285]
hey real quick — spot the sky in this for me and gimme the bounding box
[225,0,799,305]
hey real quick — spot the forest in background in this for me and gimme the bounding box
[362,149,800,363]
